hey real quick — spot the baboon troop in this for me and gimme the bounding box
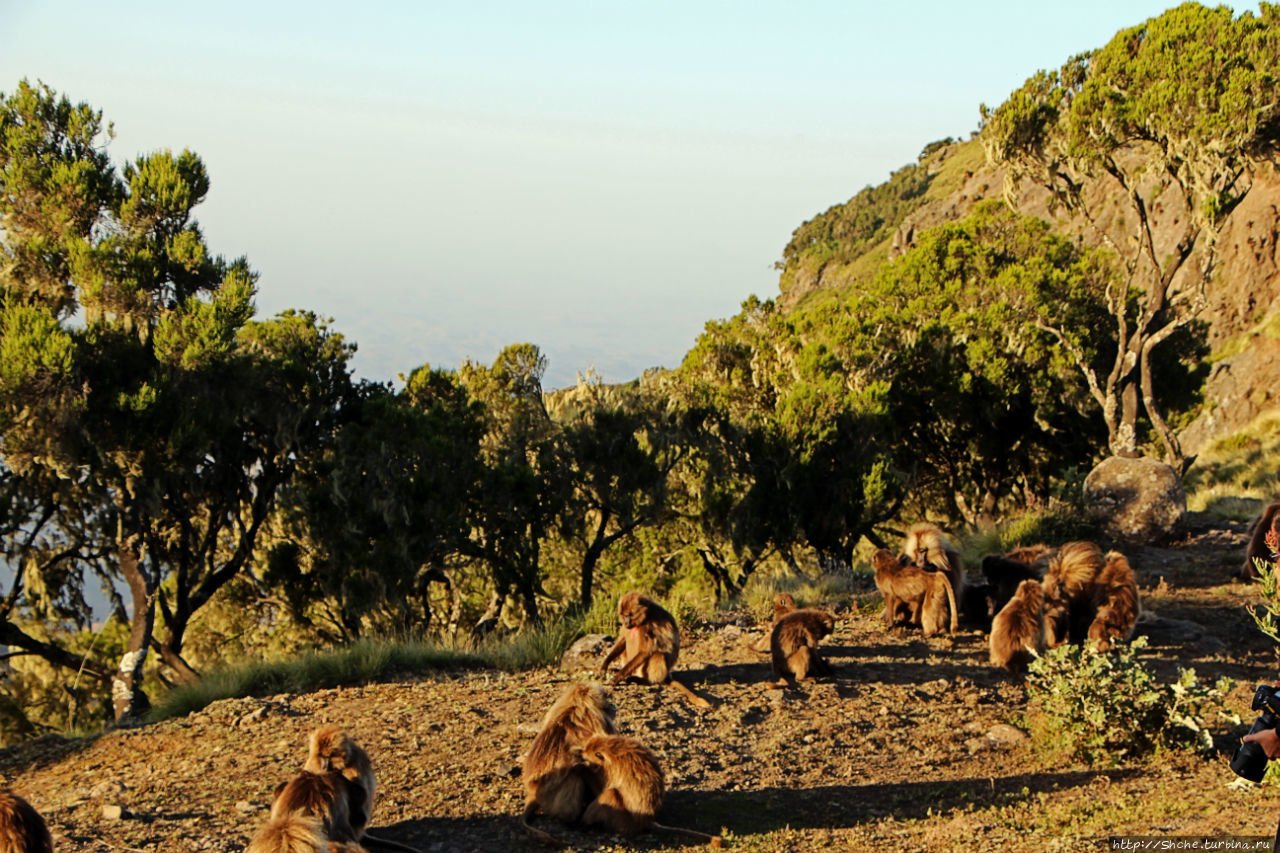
[600,591,711,709]
[872,548,958,636]
[770,608,837,683]
[1242,499,1280,579]
[0,791,52,853]
[985,540,1141,671]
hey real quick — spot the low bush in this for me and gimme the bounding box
[1024,637,1232,764]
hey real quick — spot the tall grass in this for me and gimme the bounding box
[151,615,587,722]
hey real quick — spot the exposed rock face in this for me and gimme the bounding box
[1083,456,1186,543]
[1180,336,1280,456]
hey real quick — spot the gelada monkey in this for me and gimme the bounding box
[247,770,365,853]
[305,726,420,852]
[871,549,958,636]
[770,608,837,684]
[0,791,52,853]
[600,592,711,709]
[577,734,722,847]
[521,683,617,847]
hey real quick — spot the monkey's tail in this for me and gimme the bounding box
[941,574,959,635]
[522,802,567,849]
[665,676,712,710]
[360,831,423,853]
[652,821,724,847]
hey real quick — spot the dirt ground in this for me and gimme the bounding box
[3,515,1279,853]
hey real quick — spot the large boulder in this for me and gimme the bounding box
[559,633,612,673]
[1083,455,1186,543]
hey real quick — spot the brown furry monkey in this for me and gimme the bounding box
[577,734,722,847]
[871,548,958,636]
[248,770,366,853]
[600,592,711,709]
[1042,540,1107,643]
[989,579,1049,673]
[770,608,836,683]
[1085,551,1140,651]
[1242,500,1280,579]
[0,791,52,853]
[521,683,618,847]
[305,727,419,853]
[903,522,967,602]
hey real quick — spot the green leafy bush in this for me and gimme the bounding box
[1025,638,1232,764]
[1247,526,1280,643]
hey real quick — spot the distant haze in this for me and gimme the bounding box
[0,0,1210,388]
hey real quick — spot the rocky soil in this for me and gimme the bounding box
[3,516,1279,852]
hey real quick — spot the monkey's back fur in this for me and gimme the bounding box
[579,734,665,834]
[989,579,1047,673]
[770,609,836,682]
[268,770,363,844]
[246,815,357,853]
[304,726,375,838]
[0,792,52,853]
[1086,551,1140,649]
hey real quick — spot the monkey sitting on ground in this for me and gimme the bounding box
[904,522,967,603]
[989,579,1049,674]
[1085,550,1140,651]
[0,791,53,853]
[770,608,836,684]
[247,770,367,853]
[600,592,711,709]
[305,727,419,853]
[1242,500,1280,579]
[521,683,618,847]
[871,549,958,636]
[577,734,722,847]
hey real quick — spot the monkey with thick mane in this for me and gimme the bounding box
[770,608,837,684]
[600,592,711,709]
[1041,540,1107,645]
[0,791,52,853]
[303,727,419,853]
[903,522,967,603]
[1085,551,1140,651]
[1242,500,1280,579]
[521,683,618,846]
[872,548,958,636]
[577,734,722,847]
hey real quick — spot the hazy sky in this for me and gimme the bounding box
[1,1,1207,387]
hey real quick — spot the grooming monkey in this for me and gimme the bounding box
[770,608,836,684]
[0,791,52,853]
[247,770,366,853]
[1041,541,1107,644]
[1085,551,1140,651]
[305,727,419,853]
[577,734,722,847]
[600,592,711,709]
[989,579,1049,673]
[871,549,958,636]
[521,683,618,847]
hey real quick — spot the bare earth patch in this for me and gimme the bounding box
[3,518,1277,852]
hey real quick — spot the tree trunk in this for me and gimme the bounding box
[112,540,154,721]
[153,642,201,685]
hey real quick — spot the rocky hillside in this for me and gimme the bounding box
[1,518,1276,852]
[777,137,1280,456]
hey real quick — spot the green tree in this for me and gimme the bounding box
[0,80,352,719]
[458,343,567,627]
[980,2,1280,468]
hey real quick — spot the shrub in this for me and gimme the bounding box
[1025,637,1232,764]
[1247,526,1280,643]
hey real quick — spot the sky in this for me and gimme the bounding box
[0,0,1216,388]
